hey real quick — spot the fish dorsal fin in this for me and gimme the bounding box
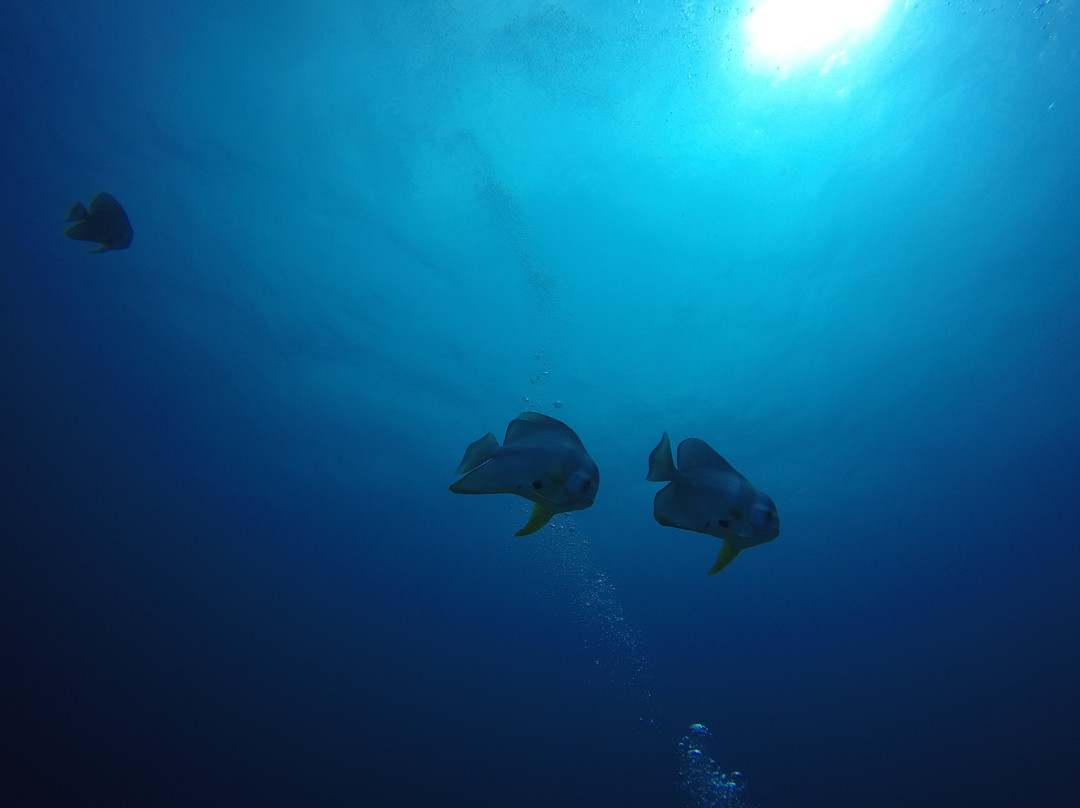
[677,438,745,479]
[65,201,89,222]
[88,192,121,216]
[514,502,555,536]
[708,540,743,575]
[505,411,582,448]
[453,432,499,475]
[646,432,676,482]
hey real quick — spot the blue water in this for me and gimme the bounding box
[3,2,1078,806]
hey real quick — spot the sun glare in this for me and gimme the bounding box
[744,0,896,76]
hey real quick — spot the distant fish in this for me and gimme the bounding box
[450,412,599,536]
[63,192,132,252]
[647,432,779,574]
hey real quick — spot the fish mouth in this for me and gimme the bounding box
[575,484,598,507]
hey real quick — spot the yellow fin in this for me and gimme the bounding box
[707,541,742,575]
[514,503,555,536]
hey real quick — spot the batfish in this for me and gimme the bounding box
[64,192,133,252]
[647,432,779,574]
[450,412,599,536]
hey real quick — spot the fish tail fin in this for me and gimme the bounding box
[708,541,742,575]
[514,503,555,536]
[646,432,676,481]
[453,432,499,475]
[65,201,88,222]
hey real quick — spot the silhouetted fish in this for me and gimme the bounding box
[64,192,132,252]
[451,412,599,536]
[647,432,779,574]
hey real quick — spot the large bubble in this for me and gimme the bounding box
[678,723,750,808]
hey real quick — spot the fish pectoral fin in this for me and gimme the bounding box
[514,503,555,536]
[708,541,743,575]
[534,482,571,508]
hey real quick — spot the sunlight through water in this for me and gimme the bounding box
[744,0,898,76]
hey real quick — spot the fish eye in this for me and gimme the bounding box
[532,480,543,490]
[582,479,592,488]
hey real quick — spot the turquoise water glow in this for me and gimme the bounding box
[3,2,1078,806]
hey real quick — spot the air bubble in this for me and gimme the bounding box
[677,723,749,807]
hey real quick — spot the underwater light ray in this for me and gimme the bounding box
[744,0,896,76]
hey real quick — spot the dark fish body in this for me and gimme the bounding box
[64,192,133,252]
[647,432,779,574]
[451,412,599,536]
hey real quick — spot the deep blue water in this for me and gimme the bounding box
[3,2,1079,806]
